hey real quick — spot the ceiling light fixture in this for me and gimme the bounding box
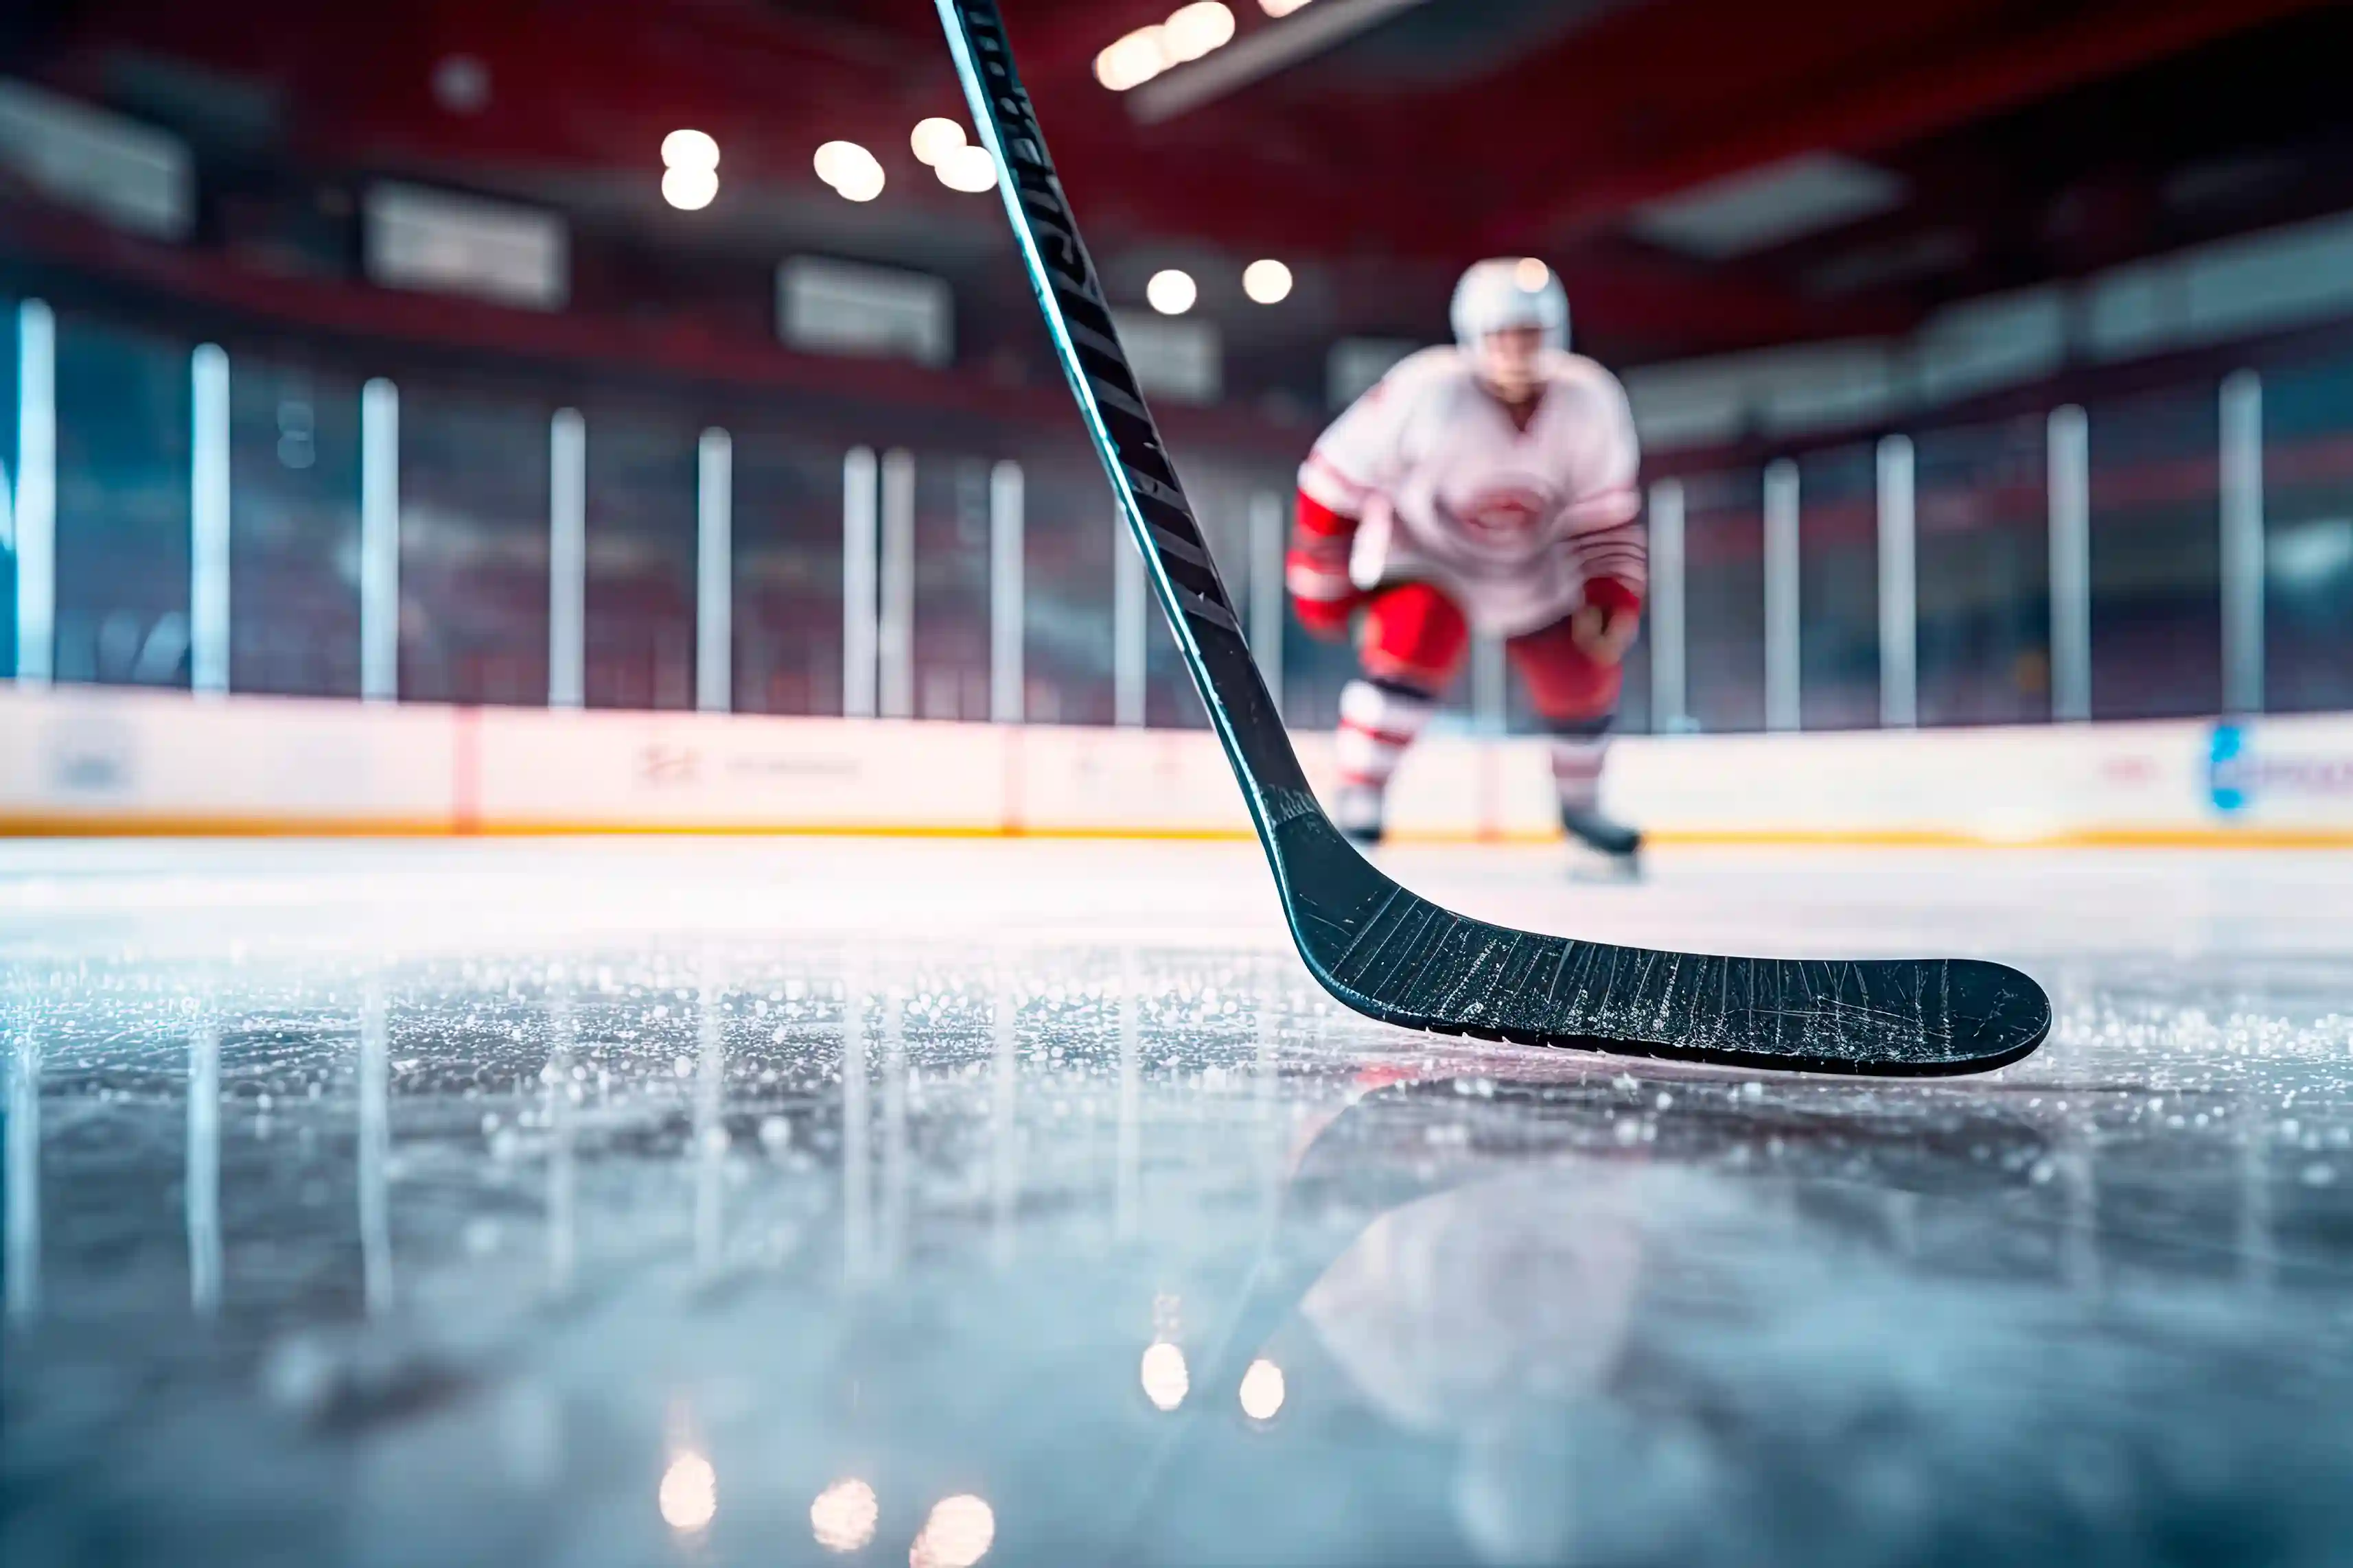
[910,117,966,167]
[1146,268,1198,315]
[936,143,999,193]
[1242,259,1293,303]
[814,140,885,202]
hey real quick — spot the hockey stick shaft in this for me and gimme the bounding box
[938,0,1316,843]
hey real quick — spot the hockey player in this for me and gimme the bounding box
[1287,257,1647,866]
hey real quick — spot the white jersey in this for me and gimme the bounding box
[1298,346,1643,637]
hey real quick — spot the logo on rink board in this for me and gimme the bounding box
[44,710,139,797]
[2210,724,2249,812]
[636,741,862,790]
[2208,722,2353,814]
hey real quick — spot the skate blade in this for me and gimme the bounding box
[1566,847,1643,884]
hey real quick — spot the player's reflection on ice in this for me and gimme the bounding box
[6,937,2353,1567]
[1133,1069,2060,1561]
[1143,1063,2353,1565]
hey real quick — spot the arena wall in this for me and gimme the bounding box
[2,687,2348,846]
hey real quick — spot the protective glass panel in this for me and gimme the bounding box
[733,431,844,717]
[914,452,993,722]
[1796,443,1879,730]
[1914,416,2050,727]
[228,354,361,697]
[0,300,19,679]
[399,381,551,706]
[2087,386,2220,720]
[2262,355,2353,714]
[1684,467,1766,734]
[53,312,191,688]
[1614,626,1653,737]
[1022,449,1115,727]
[583,406,695,711]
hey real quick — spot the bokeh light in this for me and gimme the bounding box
[910,1494,996,1568]
[815,141,885,202]
[936,145,1000,194]
[661,129,719,172]
[430,55,489,115]
[661,165,718,211]
[910,119,966,167]
[1146,269,1198,315]
[1162,2,1236,63]
[1140,1340,1190,1411]
[1095,28,1167,91]
[1242,259,1293,304]
[1239,1357,1286,1421]
[659,1451,717,1532]
[811,1477,879,1553]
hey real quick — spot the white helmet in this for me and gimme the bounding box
[1450,257,1569,353]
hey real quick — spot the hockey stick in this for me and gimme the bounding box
[935,0,2050,1075]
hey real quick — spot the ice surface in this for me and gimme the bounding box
[5,837,2353,1566]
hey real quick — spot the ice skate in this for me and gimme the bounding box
[1562,803,1642,880]
[1333,781,1386,848]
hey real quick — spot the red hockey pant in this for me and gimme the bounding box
[1358,581,1621,721]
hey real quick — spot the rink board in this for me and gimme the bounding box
[1,686,2349,845]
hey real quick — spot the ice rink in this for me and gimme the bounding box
[6,836,2353,1565]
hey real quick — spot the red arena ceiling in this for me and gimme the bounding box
[8,0,2350,363]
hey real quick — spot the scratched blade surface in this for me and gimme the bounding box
[1271,812,2050,1076]
[937,0,2051,1077]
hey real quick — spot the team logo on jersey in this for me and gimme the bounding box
[1442,485,1553,545]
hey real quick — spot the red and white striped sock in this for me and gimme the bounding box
[1549,733,1610,816]
[1335,679,1435,828]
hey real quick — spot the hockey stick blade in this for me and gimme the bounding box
[936,0,2050,1076]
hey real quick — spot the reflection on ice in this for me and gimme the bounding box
[1139,1339,1189,1412]
[912,1493,995,1568]
[187,1016,220,1315]
[880,984,909,1276]
[810,1475,879,1553]
[544,979,577,1298]
[988,964,1020,1271]
[842,970,872,1289]
[8,839,2353,1565]
[1302,1167,1642,1434]
[1237,1357,1286,1423]
[693,962,727,1279]
[658,1449,717,1533]
[358,974,393,1317]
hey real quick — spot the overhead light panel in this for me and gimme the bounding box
[1629,153,1907,259]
